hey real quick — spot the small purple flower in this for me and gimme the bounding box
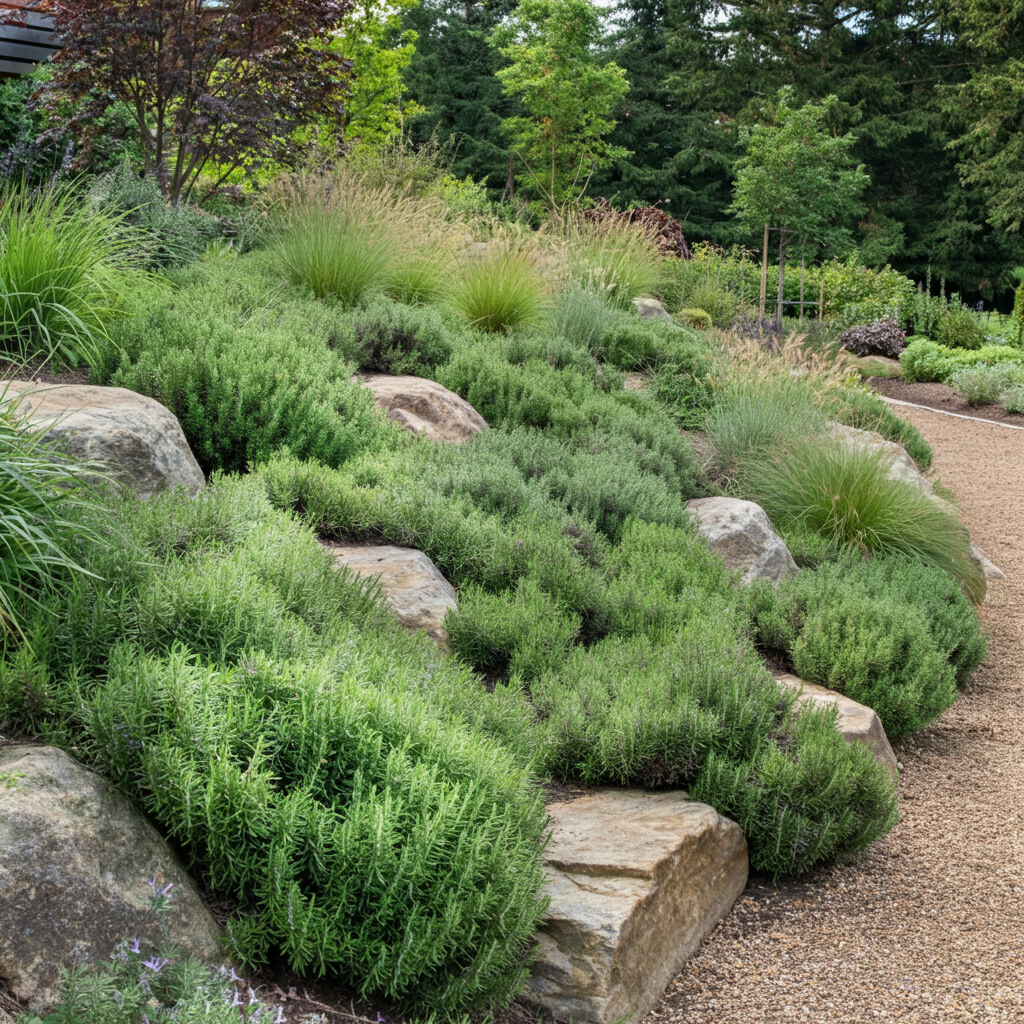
[130,938,141,955]
[142,956,169,973]
[377,1014,386,1023]
[231,989,244,1008]
[148,874,174,898]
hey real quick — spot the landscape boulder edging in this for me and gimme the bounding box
[826,421,933,498]
[0,745,224,1013]
[687,496,798,585]
[523,788,748,1024]
[2,381,204,500]
[827,421,1006,582]
[356,373,487,443]
[773,672,899,780]
[323,543,458,646]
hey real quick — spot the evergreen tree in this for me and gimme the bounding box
[402,0,518,191]
[593,0,742,245]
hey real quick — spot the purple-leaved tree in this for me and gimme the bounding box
[41,0,353,205]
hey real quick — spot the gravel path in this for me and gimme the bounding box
[644,403,1024,1023]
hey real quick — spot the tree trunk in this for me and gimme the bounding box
[504,149,515,204]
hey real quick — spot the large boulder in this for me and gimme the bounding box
[686,496,797,584]
[0,745,223,1012]
[826,421,932,499]
[773,672,899,780]
[323,543,457,645]
[357,374,487,443]
[524,789,748,1024]
[2,382,204,500]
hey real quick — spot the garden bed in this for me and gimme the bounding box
[869,375,1024,426]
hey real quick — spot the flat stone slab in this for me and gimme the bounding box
[524,789,748,1024]
[357,374,487,443]
[3,381,204,500]
[687,496,797,585]
[0,746,223,1012]
[324,543,457,645]
[774,672,899,780]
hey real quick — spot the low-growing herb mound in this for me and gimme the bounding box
[255,451,901,878]
[435,344,708,503]
[100,262,396,476]
[531,627,898,877]
[745,552,986,740]
[900,338,1024,384]
[1,478,547,1012]
[350,296,456,375]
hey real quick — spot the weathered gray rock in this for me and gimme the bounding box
[632,296,672,319]
[773,672,899,780]
[970,542,1005,581]
[324,543,457,645]
[0,1007,15,1024]
[826,421,932,498]
[357,374,487,443]
[0,745,223,1012]
[2,382,204,500]
[687,496,797,584]
[524,789,748,1024]
[827,421,1005,583]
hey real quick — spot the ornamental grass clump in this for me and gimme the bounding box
[448,243,548,333]
[0,388,106,640]
[0,183,136,367]
[552,212,664,309]
[271,168,456,306]
[705,375,826,484]
[741,439,985,602]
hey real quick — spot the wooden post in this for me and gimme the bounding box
[799,259,805,323]
[776,228,786,331]
[819,280,824,321]
[759,224,769,323]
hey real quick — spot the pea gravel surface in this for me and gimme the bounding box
[643,402,1024,1024]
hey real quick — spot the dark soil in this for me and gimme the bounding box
[868,375,1024,427]
[0,357,94,388]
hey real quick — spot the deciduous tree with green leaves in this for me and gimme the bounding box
[330,0,425,149]
[490,0,629,209]
[730,88,869,325]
